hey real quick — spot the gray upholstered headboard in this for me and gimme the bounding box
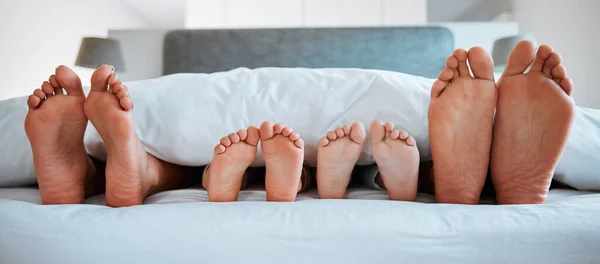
[163,27,453,78]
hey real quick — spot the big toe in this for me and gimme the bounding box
[349,122,366,144]
[468,47,494,81]
[55,65,84,96]
[503,40,535,76]
[90,65,115,92]
[260,121,275,140]
[369,120,385,144]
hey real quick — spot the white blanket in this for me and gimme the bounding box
[1,68,599,189]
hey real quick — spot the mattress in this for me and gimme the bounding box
[1,187,600,264]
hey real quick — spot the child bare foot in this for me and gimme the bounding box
[428,47,497,204]
[203,126,260,202]
[84,65,182,207]
[316,122,365,199]
[491,41,575,204]
[370,121,419,201]
[24,66,93,204]
[260,121,304,202]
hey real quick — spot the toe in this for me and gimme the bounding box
[453,49,470,77]
[260,121,275,140]
[431,80,448,99]
[273,123,284,134]
[560,77,574,96]
[27,95,41,110]
[33,88,46,101]
[48,75,60,88]
[220,136,232,147]
[107,73,120,88]
[349,122,366,144]
[369,120,385,144]
[405,136,417,146]
[445,56,460,81]
[390,129,400,139]
[438,67,454,82]
[294,138,305,149]
[229,133,240,143]
[399,130,409,140]
[282,127,293,137]
[326,130,337,141]
[116,89,128,99]
[90,65,114,92]
[335,128,344,138]
[318,136,330,147]
[468,46,495,81]
[542,52,562,77]
[41,81,54,96]
[503,40,535,76]
[119,97,134,111]
[342,124,351,134]
[384,122,394,132]
[551,65,567,80]
[237,129,248,141]
[289,132,300,141]
[214,144,226,155]
[246,126,260,145]
[530,45,554,73]
[55,65,84,96]
[112,82,125,94]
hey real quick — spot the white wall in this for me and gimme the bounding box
[513,0,600,109]
[0,0,152,100]
[185,0,428,28]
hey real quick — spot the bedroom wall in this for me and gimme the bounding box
[0,0,152,100]
[185,0,428,28]
[513,0,600,109]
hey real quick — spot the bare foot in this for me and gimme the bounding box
[24,66,93,204]
[316,122,366,199]
[491,41,575,204]
[370,121,419,201]
[84,65,183,207]
[203,126,260,202]
[260,121,305,202]
[428,47,497,204]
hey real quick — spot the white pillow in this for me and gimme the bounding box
[555,107,600,190]
[0,96,36,187]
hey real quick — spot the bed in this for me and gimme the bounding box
[1,27,600,264]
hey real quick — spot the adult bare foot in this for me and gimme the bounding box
[203,126,260,202]
[24,66,94,204]
[260,121,304,202]
[316,122,366,199]
[491,41,575,204]
[84,65,183,207]
[370,121,419,201]
[428,47,497,204]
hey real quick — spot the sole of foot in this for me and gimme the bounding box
[84,65,157,207]
[491,41,575,204]
[260,121,304,202]
[204,126,260,202]
[24,65,91,204]
[428,47,498,204]
[370,121,420,201]
[316,122,366,199]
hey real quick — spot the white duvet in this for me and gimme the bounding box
[0,67,599,189]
